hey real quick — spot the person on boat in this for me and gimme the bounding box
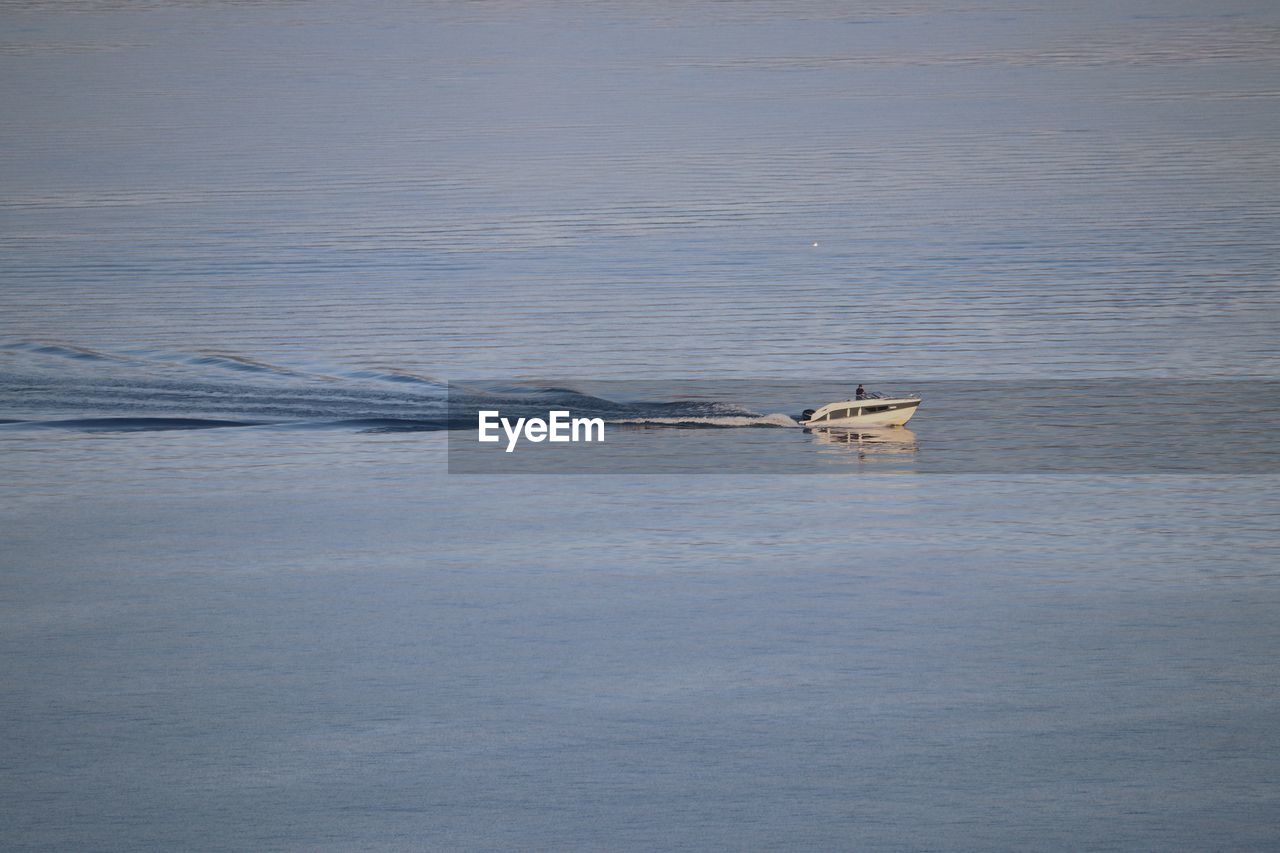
[855,384,866,400]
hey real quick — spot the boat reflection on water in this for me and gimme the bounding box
[807,426,918,463]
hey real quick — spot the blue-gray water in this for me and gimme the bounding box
[2,1,1278,849]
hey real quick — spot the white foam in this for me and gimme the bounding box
[609,413,801,428]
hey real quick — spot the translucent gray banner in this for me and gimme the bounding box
[446,380,1280,474]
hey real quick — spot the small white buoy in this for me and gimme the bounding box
[812,241,819,247]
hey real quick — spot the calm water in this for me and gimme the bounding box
[2,1,1279,849]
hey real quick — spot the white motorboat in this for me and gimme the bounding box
[798,392,921,427]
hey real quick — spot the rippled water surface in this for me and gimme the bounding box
[2,1,1279,850]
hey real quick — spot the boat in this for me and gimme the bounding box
[797,392,921,428]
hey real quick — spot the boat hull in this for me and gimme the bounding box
[824,408,917,427]
[801,397,920,428]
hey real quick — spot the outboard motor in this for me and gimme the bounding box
[799,409,815,422]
